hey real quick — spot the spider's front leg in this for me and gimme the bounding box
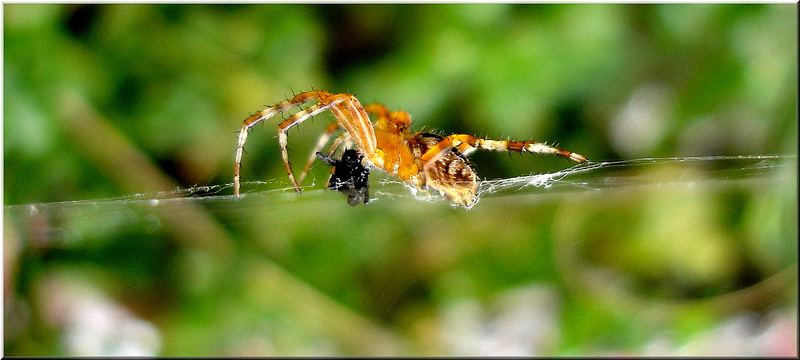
[275,101,348,192]
[234,90,335,196]
[234,91,379,197]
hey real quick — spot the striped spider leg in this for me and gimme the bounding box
[234,90,378,196]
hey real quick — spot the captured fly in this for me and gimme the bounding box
[316,149,370,206]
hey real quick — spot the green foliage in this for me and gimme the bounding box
[4,4,797,356]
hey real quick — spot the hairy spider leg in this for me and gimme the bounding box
[364,103,413,133]
[235,90,334,196]
[364,103,392,119]
[236,93,343,194]
[327,95,378,157]
[286,94,378,189]
[276,98,353,192]
[235,91,379,196]
[419,134,588,164]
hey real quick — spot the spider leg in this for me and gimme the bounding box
[234,90,334,196]
[420,134,588,164]
[295,122,355,186]
[326,132,353,157]
[234,91,378,196]
[276,99,350,192]
[365,103,413,132]
[328,95,378,159]
[238,90,334,133]
[296,122,341,186]
[364,103,391,119]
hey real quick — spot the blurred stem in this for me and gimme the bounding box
[58,89,233,257]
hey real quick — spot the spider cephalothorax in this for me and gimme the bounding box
[234,90,587,208]
[317,149,370,206]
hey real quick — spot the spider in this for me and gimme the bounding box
[233,90,587,208]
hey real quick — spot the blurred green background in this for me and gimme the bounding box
[4,4,797,356]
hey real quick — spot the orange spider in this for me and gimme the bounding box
[233,90,587,208]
